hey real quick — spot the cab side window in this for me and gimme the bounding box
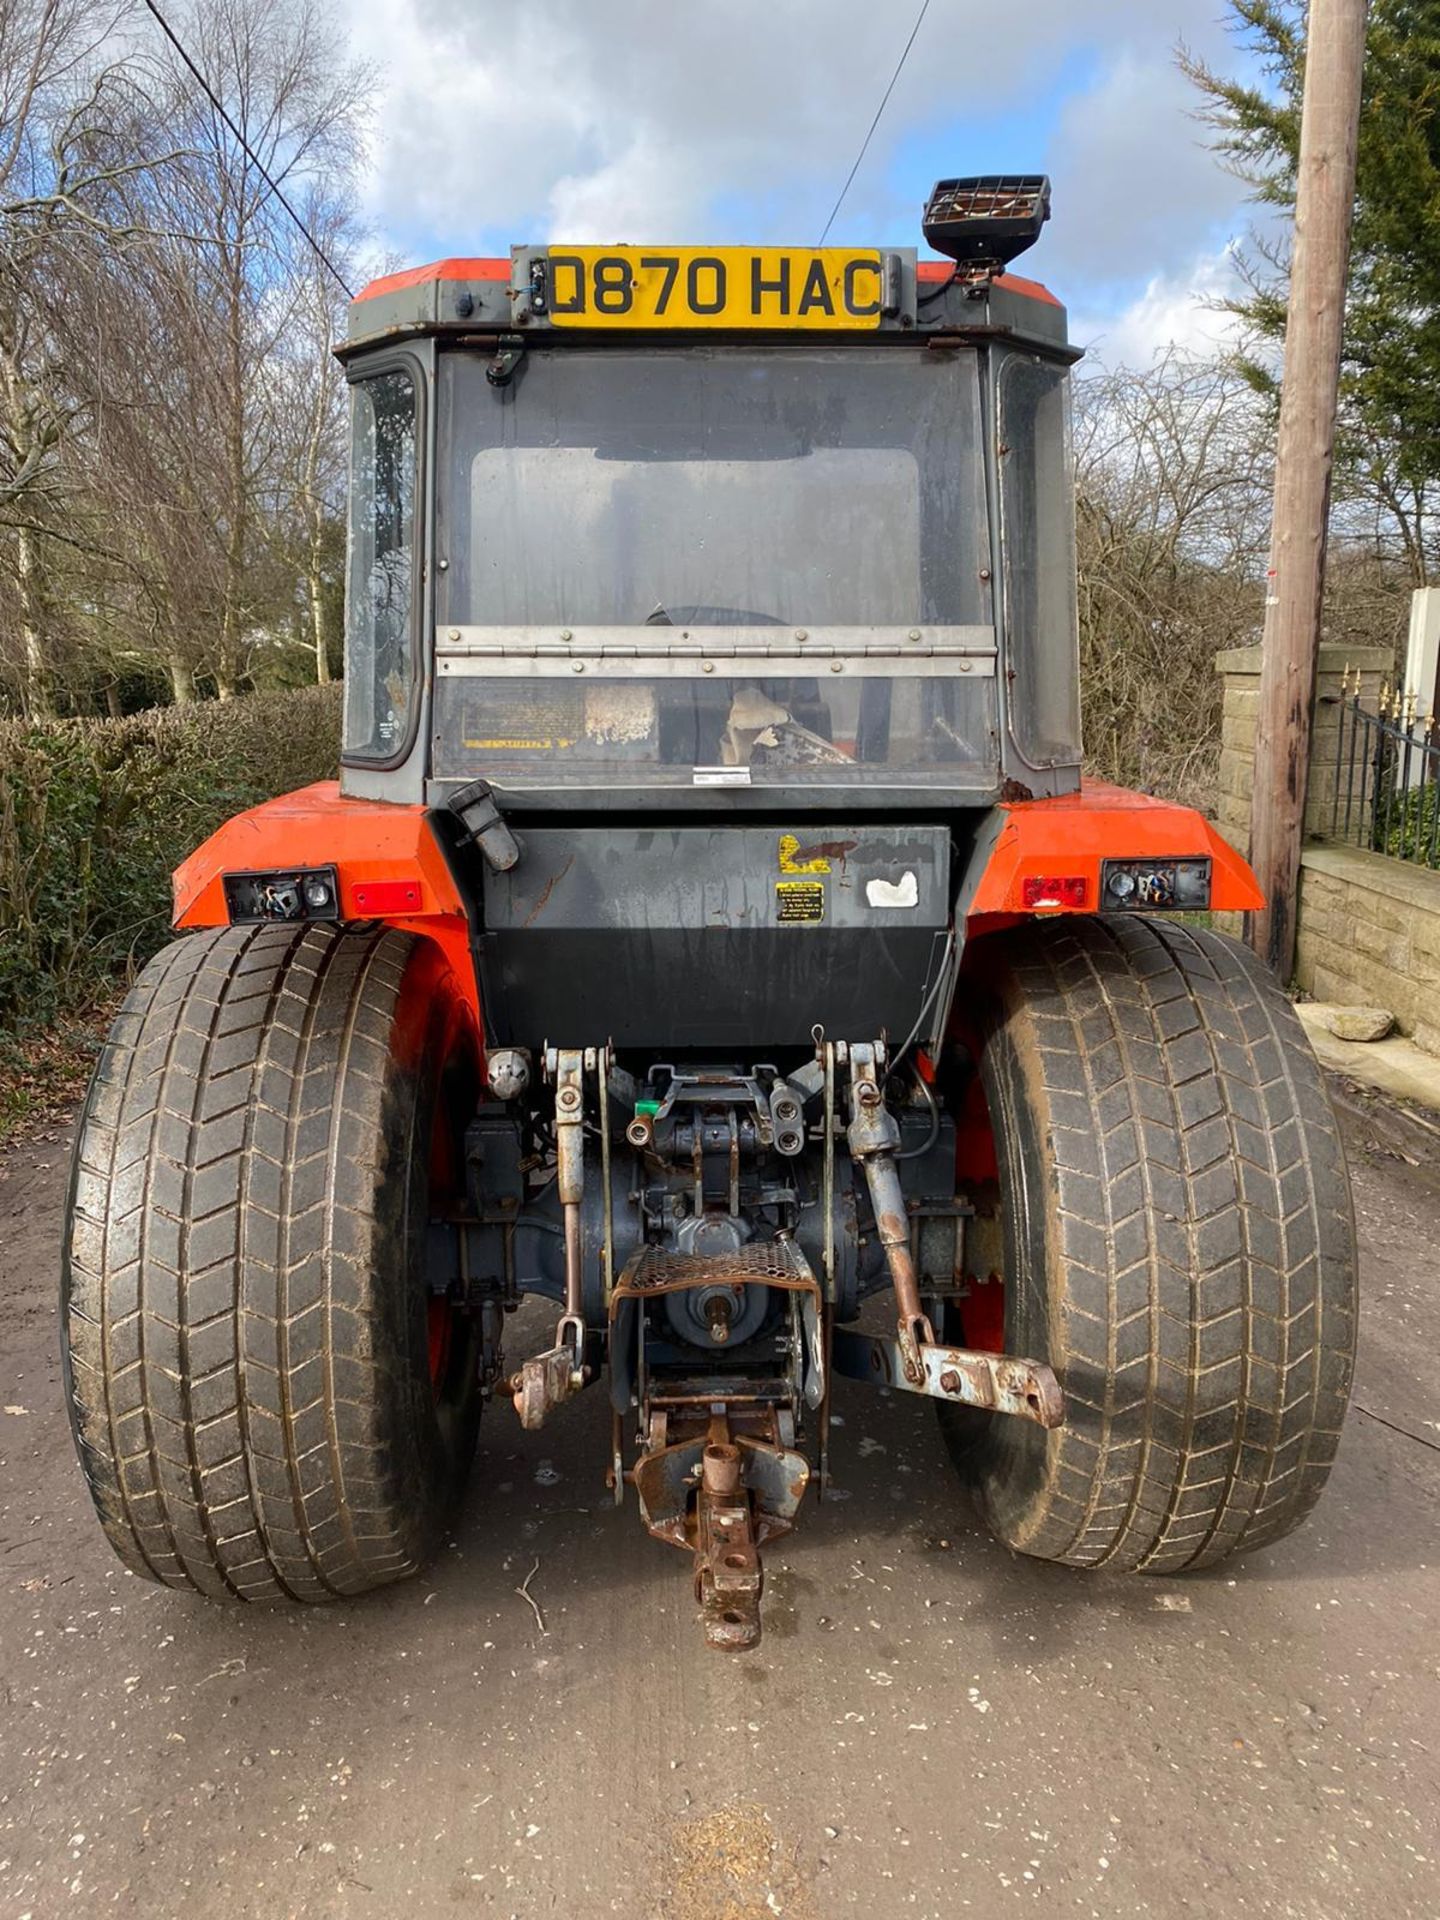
[999,356,1082,769]
[344,369,417,762]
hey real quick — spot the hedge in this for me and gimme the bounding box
[0,684,343,1036]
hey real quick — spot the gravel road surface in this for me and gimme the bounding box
[1,1095,1436,1919]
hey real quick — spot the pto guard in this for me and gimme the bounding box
[171,781,482,1033]
[962,780,1263,926]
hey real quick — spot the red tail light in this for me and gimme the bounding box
[1022,875,1088,909]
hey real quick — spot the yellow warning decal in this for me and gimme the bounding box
[776,880,825,924]
[778,832,830,875]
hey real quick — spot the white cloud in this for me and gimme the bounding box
[1031,46,1247,290]
[1070,244,1250,370]
[344,0,1249,275]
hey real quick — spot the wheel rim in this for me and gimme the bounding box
[953,1061,1006,1353]
[427,1295,455,1398]
[425,1067,471,1410]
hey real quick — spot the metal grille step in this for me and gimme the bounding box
[618,1240,815,1294]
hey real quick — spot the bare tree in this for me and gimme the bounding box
[0,0,161,714]
[145,0,363,700]
[263,188,354,687]
[0,0,368,714]
[1073,347,1412,809]
[1074,351,1274,806]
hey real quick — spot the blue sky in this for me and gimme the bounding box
[345,0,1270,368]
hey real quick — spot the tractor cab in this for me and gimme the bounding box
[338,204,1081,821]
[333,186,1093,1061]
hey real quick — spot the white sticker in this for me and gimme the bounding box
[866,872,918,909]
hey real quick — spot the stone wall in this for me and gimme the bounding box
[1295,846,1440,1056]
[1213,641,1439,1056]
[1214,643,1391,858]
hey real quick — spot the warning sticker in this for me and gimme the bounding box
[778,832,830,874]
[775,880,825,924]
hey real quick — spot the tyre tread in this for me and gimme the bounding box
[63,922,454,1602]
[969,916,1356,1572]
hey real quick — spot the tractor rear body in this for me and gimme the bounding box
[64,186,1356,1645]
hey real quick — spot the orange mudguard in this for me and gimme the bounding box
[172,782,482,1032]
[964,781,1262,927]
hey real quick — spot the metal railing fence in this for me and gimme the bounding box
[1331,671,1440,870]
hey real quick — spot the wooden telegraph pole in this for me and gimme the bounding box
[1247,0,1368,977]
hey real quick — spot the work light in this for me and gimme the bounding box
[922,175,1051,271]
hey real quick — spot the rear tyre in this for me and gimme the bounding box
[942,916,1357,1573]
[62,923,482,1602]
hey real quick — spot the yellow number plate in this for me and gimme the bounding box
[546,246,885,330]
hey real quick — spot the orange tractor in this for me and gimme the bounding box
[62,181,1356,1647]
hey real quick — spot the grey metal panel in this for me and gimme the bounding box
[984,275,1071,349]
[480,825,951,1048]
[489,827,948,931]
[344,274,514,349]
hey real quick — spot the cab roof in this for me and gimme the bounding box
[342,248,1070,358]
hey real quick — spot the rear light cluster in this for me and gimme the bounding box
[1101,858,1212,912]
[223,866,340,925]
[1019,859,1214,914]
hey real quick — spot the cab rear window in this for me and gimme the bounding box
[431,671,997,789]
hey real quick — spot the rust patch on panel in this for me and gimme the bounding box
[789,838,858,864]
[520,855,575,928]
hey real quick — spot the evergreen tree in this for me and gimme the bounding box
[1186,1,1440,582]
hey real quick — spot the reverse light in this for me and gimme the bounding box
[1101,858,1212,912]
[1022,875,1088,910]
[223,866,341,925]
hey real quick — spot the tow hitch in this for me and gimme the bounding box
[614,1242,819,1653]
[500,1035,1062,1651]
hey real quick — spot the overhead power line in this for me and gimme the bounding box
[140,0,354,298]
[817,0,933,247]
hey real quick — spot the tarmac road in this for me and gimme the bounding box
[1,1095,1437,1920]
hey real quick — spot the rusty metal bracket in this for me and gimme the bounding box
[831,1327,1064,1428]
[632,1429,809,1545]
[844,1041,936,1384]
[551,1047,586,1354]
[818,1036,837,1498]
[630,1411,809,1652]
[510,1046,595,1429]
[510,1343,586,1431]
[694,1441,762,1651]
